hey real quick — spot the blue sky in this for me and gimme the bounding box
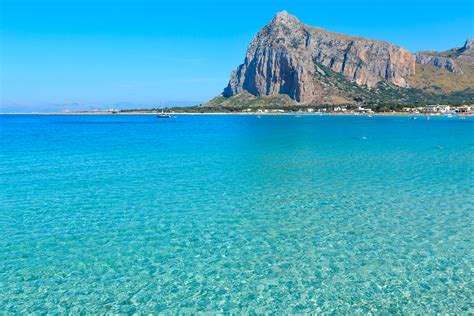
[1,0,473,111]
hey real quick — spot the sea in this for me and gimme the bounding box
[0,114,472,313]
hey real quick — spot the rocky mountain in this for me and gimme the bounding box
[215,11,473,107]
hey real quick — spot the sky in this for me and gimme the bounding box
[1,0,473,111]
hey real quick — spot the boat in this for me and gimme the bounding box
[411,116,417,120]
[157,109,171,118]
[426,115,430,120]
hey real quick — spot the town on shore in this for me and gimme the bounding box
[54,103,473,116]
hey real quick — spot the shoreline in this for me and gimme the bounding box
[1,111,472,117]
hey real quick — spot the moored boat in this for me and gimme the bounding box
[157,109,172,118]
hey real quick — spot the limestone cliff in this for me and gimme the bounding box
[223,11,415,104]
[220,12,473,105]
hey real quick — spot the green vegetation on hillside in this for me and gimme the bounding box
[203,91,297,109]
[408,64,474,92]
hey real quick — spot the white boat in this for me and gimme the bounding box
[157,109,171,118]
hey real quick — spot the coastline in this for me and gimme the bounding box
[1,111,472,117]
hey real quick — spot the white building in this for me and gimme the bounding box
[423,105,451,113]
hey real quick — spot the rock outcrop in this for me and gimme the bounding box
[456,38,474,65]
[415,53,462,74]
[223,11,416,103]
[463,38,474,50]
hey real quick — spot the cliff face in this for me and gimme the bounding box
[415,53,462,74]
[223,11,416,103]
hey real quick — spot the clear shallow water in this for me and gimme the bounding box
[0,114,473,313]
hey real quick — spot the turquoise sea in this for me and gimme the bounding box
[0,114,473,313]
